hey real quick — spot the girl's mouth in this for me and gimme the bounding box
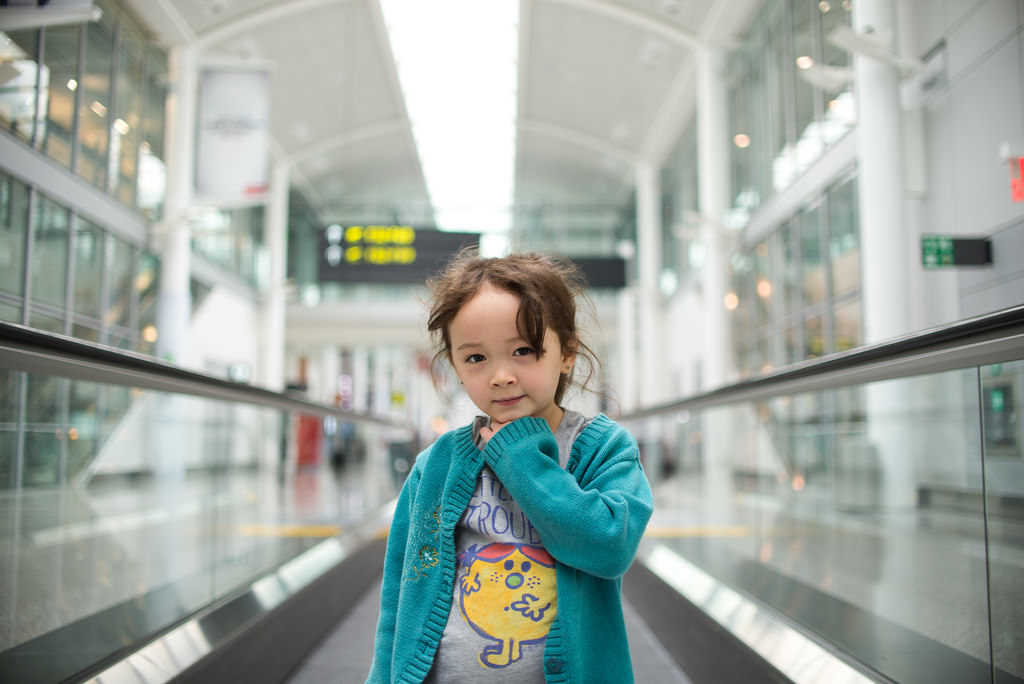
[494,395,524,406]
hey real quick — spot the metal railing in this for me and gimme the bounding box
[620,304,1024,684]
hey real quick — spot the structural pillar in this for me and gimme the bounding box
[156,44,197,366]
[616,286,637,412]
[853,0,916,510]
[696,44,734,496]
[352,346,369,413]
[695,45,731,391]
[373,347,390,418]
[854,0,910,344]
[635,162,662,406]
[262,159,289,391]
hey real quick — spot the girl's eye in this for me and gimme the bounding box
[465,353,485,364]
[513,347,534,357]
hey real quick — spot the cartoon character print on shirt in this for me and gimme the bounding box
[456,542,558,669]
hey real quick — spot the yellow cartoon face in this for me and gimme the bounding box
[456,543,558,669]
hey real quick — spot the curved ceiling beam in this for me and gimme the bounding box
[196,0,349,48]
[287,118,410,165]
[518,118,637,166]
[543,0,703,49]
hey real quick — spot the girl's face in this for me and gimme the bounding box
[448,283,573,432]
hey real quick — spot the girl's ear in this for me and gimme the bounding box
[561,350,577,374]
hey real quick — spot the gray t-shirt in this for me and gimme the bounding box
[423,409,589,683]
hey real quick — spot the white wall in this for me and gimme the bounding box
[187,286,261,377]
[909,0,1024,322]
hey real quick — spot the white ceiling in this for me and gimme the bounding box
[126,0,762,236]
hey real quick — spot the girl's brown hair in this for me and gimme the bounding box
[426,248,598,405]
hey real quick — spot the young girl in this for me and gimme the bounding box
[367,250,653,683]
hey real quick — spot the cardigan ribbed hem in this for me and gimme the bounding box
[482,415,550,463]
[568,413,613,467]
[543,618,570,683]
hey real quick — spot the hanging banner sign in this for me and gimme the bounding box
[318,225,479,284]
[195,67,270,201]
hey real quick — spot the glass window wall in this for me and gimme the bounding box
[40,24,80,168]
[29,192,70,320]
[136,252,159,355]
[0,171,29,316]
[728,171,861,376]
[660,120,700,290]
[104,232,133,333]
[2,173,159,352]
[137,45,167,220]
[73,215,103,323]
[791,0,818,175]
[2,1,167,217]
[0,29,40,145]
[111,30,143,207]
[192,205,267,288]
[76,13,115,189]
[726,0,855,231]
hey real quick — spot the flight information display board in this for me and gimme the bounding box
[316,223,627,288]
[318,225,479,284]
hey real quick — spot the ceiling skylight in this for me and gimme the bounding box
[380,0,519,249]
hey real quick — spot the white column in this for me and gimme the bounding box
[853,1,915,510]
[696,45,736,499]
[696,45,731,391]
[617,287,637,413]
[373,347,390,417]
[261,159,289,391]
[635,162,662,406]
[320,344,340,405]
[854,1,910,343]
[352,346,370,413]
[156,45,197,366]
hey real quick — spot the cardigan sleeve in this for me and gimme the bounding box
[480,416,653,580]
[366,455,423,684]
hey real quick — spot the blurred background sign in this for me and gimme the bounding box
[921,235,992,269]
[318,225,479,283]
[195,67,270,202]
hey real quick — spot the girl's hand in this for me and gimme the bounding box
[479,419,512,445]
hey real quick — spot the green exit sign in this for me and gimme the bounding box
[921,235,992,269]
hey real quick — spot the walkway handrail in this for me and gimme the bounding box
[621,304,1024,420]
[0,320,412,430]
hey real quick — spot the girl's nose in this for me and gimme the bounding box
[490,365,515,386]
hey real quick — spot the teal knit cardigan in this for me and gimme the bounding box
[367,414,654,683]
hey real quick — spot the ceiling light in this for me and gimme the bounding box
[381,0,519,237]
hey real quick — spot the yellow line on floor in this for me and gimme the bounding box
[237,524,342,538]
[645,525,751,538]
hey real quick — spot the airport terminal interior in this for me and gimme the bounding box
[1,0,1023,682]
